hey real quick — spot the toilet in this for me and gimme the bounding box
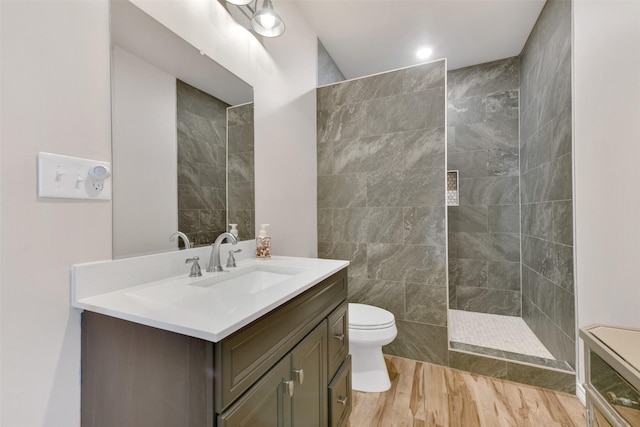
[348,303,398,392]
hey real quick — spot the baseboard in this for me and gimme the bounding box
[576,382,586,406]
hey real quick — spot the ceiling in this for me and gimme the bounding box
[290,0,546,80]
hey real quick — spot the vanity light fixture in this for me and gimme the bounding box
[226,0,286,38]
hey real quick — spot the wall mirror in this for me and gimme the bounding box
[110,0,254,259]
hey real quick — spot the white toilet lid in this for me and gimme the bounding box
[349,303,395,330]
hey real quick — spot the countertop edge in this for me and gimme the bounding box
[73,257,349,342]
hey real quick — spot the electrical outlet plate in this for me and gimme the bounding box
[37,152,111,200]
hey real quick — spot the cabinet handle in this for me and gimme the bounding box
[333,334,345,342]
[294,369,304,385]
[337,396,348,406]
[284,380,294,397]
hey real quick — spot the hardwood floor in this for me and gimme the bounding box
[348,355,586,427]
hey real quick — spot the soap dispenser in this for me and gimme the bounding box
[256,224,271,259]
[229,224,238,238]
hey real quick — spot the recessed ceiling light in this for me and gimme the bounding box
[416,47,433,60]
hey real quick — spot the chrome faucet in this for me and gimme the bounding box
[185,256,202,277]
[207,232,238,272]
[169,231,191,249]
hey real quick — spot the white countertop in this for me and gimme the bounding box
[72,254,348,342]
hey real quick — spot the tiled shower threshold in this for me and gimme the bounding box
[448,309,573,372]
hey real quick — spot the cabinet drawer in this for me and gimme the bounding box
[215,268,347,412]
[327,301,349,381]
[328,355,352,427]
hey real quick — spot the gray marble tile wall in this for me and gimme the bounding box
[227,103,255,241]
[177,79,229,246]
[520,0,574,368]
[520,0,576,366]
[318,39,346,86]
[317,60,448,365]
[447,57,522,316]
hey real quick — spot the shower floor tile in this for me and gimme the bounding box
[448,310,555,360]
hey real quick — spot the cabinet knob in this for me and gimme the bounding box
[294,369,304,385]
[337,396,348,406]
[284,380,294,397]
[333,334,345,342]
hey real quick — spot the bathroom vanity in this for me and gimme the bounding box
[72,253,351,427]
[581,325,640,427]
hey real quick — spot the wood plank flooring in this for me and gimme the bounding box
[348,355,586,427]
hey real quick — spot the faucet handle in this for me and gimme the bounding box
[226,249,242,268]
[185,256,202,277]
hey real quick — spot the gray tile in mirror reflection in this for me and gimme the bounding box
[227,123,253,154]
[198,209,225,232]
[227,103,253,127]
[228,152,254,183]
[177,109,225,146]
[199,164,226,188]
[227,182,253,211]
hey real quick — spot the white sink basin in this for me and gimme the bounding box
[125,264,305,309]
[190,264,305,293]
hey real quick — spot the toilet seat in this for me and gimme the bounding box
[349,303,395,330]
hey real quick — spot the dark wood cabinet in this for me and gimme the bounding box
[81,267,349,427]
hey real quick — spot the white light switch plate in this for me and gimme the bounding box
[38,152,112,200]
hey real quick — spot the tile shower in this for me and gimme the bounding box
[317,0,575,391]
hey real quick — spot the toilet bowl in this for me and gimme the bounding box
[348,303,397,392]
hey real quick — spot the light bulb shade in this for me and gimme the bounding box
[251,0,285,37]
[226,0,253,5]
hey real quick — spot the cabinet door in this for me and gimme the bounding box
[218,356,292,427]
[291,320,328,427]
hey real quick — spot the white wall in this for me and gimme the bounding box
[112,46,178,258]
[574,0,640,384]
[0,0,318,425]
[130,0,319,257]
[0,1,112,426]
